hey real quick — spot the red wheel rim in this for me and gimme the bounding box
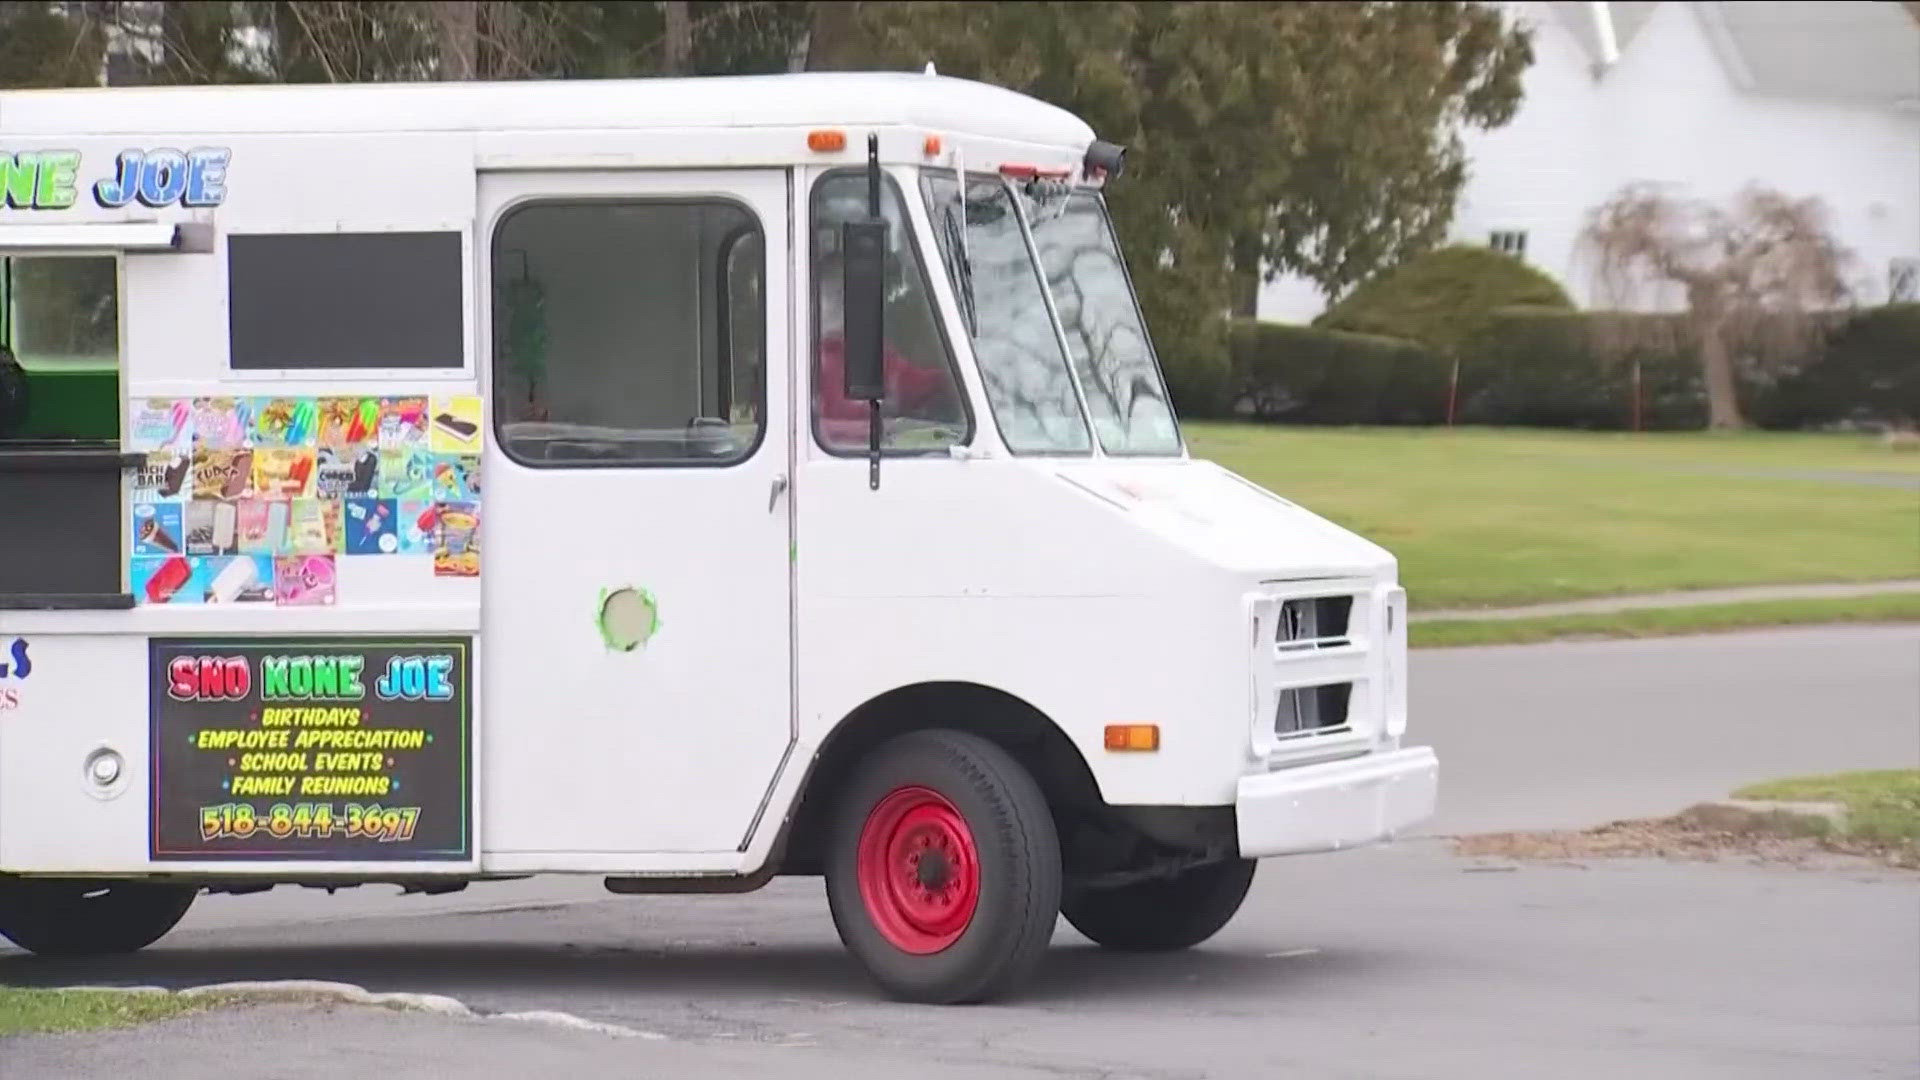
[855,785,980,954]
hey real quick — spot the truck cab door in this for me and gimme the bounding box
[477,170,793,867]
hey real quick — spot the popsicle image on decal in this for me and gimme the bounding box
[379,396,429,449]
[130,398,193,453]
[132,502,183,555]
[252,447,316,499]
[345,498,398,555]
[274,555,336,606]
[429,396,482,452]
[205,555,259,603]
[133,555,202,605]
[133,452,191,502]
[212,500,238,553]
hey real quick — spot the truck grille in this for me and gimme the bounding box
[1250,581,1399,762]
[1275,596,1352,652]
[1274,682,1353,738]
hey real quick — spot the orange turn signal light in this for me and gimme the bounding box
[923,134,943,157]
[807,129,847,152]
[1104,724,1160,752]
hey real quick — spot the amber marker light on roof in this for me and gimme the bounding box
[924,134,943,157]
[808,129,847,152]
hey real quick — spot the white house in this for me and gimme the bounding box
[1257,0,1920,322]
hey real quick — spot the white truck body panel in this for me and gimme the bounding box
[0,73,1432,879]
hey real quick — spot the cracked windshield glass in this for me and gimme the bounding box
[922,171,1091,455]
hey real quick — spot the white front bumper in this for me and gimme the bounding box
[1235,746,1438,858]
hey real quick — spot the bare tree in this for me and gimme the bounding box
[1580,183,1852,429]
[661,0,690,74]
[430,1,478,78]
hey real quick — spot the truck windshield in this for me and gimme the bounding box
[921,171,1091,455]
[1021,189,1181,455]
[921,172,1180,456]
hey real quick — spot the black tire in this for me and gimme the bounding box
[825,729,1061,1004]
[0,879,197,957]
[1063,859,1256,952]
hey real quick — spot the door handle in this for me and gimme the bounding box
[768,473,788,513]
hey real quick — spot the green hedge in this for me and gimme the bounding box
[1316,245,1574,358]
[1230,303,1920,430]
[1457,308,1703,429]
[1756,303,1920,428]
[1228,320,1449,425]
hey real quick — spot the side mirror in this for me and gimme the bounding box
[840,218,887,402]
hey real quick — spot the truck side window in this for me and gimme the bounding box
[811,171,970,455]
[491,200,765,466]
[228,232,464,370]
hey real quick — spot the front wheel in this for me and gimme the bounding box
[0,879,198,957]
[1063,859,1256,951]
[825,729,1061,1004]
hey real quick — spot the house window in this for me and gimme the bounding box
[490,200,765,467]
[1489,230,1529,259]
[228,231,465,370]
[1890,258,1918,303]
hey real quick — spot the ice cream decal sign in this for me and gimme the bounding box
[149,637,472,861]
[166,651,456,704]
[1,148,231,210]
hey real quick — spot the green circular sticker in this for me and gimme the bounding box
[597,586,659,652]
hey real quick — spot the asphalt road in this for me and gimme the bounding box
[5,626,1918,1078]
[1419,624,1920,834]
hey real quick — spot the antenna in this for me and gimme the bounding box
[924,62,937,76]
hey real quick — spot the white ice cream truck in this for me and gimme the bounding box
[0,72,1435,1003]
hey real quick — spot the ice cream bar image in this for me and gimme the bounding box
[415,504,438,532]
[138,516,180,553]
[347,399,378,443]
[362,502,391,536]
[433,412,478,442]
[145,556,192,603]
[222,451,253,498]
[351,449,379,491]
[168,400,190,448]
[289,454,313,488]
[213,502,238,551]
[286,400,317,445]
[206,557,257,603]
[161,456,190,497]
[264,502,289,551]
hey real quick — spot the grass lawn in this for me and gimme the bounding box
[1410,592,1920,648]
[1185,424,1920,607]
[1735,770,1920,846]
[0,988,223,1037]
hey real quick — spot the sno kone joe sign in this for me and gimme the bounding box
[0,148,231,211]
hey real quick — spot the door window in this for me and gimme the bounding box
[491,200,765,466]
[810,170,970,454]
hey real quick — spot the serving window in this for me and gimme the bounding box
[0,253,130,607]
